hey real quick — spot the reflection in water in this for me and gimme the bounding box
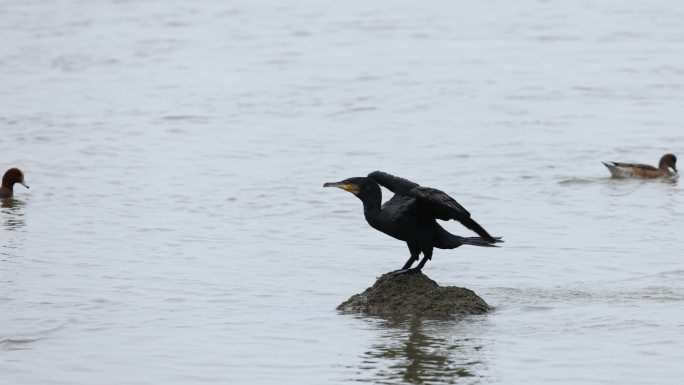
[558,176,678,186]
[0,337,42,351]
[352,317,488,384]
[1,197,26,230]
[660,177,679,186]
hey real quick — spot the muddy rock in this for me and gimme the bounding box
[337,272,490,318]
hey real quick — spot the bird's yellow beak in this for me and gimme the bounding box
[323,181,359,195]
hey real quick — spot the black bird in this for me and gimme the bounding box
[324,171,502,273]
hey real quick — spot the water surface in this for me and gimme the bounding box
[2,0,684,384]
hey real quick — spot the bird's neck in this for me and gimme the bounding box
[359,187,382,215]
[362,198,381,216]
[0,186,12,198]
[364,201,380,211]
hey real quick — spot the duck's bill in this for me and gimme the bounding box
[20,181,29,189]
[323,181,359,194]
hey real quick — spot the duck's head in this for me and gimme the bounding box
[2,168,29,190]
[659,154,677,174]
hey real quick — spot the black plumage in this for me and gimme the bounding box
[324,171,502,273]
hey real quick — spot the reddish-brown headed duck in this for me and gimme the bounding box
[602,153,677,179]
[0,168,29,198]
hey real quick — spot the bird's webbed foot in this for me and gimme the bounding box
[390,267,422,276]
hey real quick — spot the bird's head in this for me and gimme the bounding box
[324,177,381,206]
[2,168,29,189]
[659,153,677,173]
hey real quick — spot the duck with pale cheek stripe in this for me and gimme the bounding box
[0,168,29,198]
[324,171,502,275]
[602,153,677,179]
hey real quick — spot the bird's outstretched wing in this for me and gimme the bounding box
[368,171,419,194]
[380,194,418,223]
[409,186,496,242]
[369,171,497,242]
[410,186,471,218]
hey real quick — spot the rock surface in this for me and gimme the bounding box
[337,272,490,318]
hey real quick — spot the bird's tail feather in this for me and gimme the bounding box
[458,236,503,247]
[461,217,497,243]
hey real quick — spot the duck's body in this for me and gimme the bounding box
[602,154,677,179]
[0,168,29,198]
[324,171,502,273]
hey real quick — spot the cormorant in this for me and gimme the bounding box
[324,171,502,273]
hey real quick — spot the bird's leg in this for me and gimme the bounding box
[409,248,432,273]
[391,244,420,275]
[400,255,416,270]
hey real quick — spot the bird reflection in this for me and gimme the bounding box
[660,177,678,186]
[1,197,26,230]
[353,317,488,384]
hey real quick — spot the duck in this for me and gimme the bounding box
[0,168,29,198]
[602,154,677,179]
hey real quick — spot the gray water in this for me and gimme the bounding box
[2,0,684,384]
